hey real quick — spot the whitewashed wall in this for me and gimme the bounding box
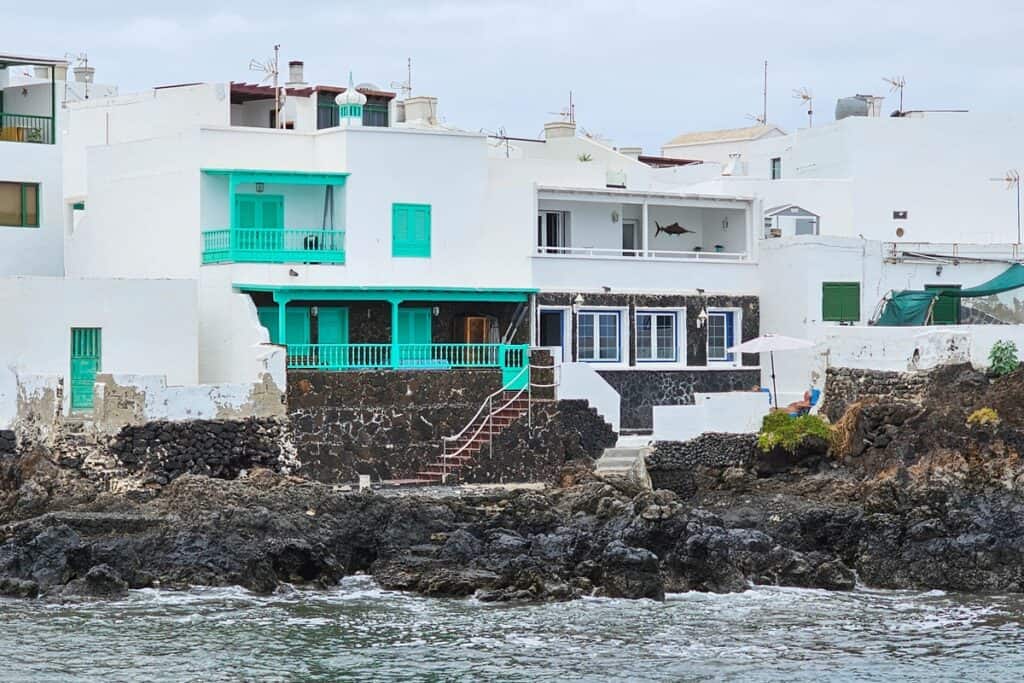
[0,141,64,276]
[653,392,771,441]
[0,277,198,427]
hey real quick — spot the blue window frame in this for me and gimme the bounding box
[636,311,677,362]
[707,310,736,362]
[577,310,620,362]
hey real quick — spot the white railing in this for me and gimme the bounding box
[534,245,748,262]
[885,242,1024,263]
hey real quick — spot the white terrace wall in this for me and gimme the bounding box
[0,133,64,276]
[0,277,198,428]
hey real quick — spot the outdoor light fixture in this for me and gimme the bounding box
[936,265,943,277]
[572,293,585,313]
[432,306,440,316]
[611,210,620,223]
[255,182,265,193]
[696,308,708,328]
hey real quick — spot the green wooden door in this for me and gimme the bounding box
[318,307,349,345]
[235,194,284,254]
[256,306,309,345]
[926,285,961,324]
[397,308,432,366]
[70,328,101,412]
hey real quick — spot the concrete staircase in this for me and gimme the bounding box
[594,446,652,490]
[416,391,530,484]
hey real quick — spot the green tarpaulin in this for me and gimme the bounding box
[875,263,1024,326]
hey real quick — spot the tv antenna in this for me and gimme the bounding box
[990,169,1022,244]
[754,60,768,125]
[249,44,282,128]
[390,57,412,99]
[483,126,512,158]
[793,87,813,127]
[548,90,575,124]
[883,75,906,113]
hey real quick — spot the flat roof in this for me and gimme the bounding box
[537,185,754,203]
[0,53,68,68]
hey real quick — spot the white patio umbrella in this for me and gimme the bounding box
[728,334,816,409]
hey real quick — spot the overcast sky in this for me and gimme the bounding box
[6,1,1020,152]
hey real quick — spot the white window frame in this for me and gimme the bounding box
[576,308,627,365]
[706,307,743,367]
[635,308,685,366]
[537,210,570,253]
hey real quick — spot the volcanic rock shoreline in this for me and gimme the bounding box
[4,363,1024,602]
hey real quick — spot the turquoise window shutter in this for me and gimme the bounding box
[392,203,431,257]
[319,307,349,344]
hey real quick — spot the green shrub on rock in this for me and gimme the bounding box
[988,340,1019,377]
[757,412,833,453]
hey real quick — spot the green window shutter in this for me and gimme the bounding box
[397,308,432,344]
[260,196,284,229]
[286,308,311,345]
[822,282,860,322]
[392,203,431,257]
[70,328,101,412]
[236,196,258,229]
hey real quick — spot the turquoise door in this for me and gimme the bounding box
[235,194,284,253]
[318,307,349,368]
[397,308,433,366]
[256,306,310,345]
[70,328,101,412]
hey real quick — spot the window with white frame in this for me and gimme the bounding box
[636,311,677,362]
[577,311,620,362]
[537,211,569,253]
[707,310,737,362]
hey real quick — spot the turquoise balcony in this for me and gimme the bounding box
[201,228,345,264]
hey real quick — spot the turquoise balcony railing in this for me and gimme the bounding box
[286,343,530,389]
[201,228,345,264]
[0,112,54,144]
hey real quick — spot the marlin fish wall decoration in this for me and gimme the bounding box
[655,221,694,236]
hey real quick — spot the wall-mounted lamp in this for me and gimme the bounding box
[722,217,729,231]
[572,293,585,313]
[935,265,943,277]
[255,182,265,193]
[311,306,319,317]
[432,306,440,317]
[696,308,708,329]
[611,210,620,223]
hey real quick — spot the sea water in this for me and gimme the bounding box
[2,576,1023,681]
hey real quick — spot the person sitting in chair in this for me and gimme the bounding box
[783,391,812,415]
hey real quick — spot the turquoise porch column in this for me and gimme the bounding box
[389,298,401,368]
[274,292,291,346]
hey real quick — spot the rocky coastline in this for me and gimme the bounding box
[4,363,1024,602]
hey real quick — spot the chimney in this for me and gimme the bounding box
[287,60,306,87]
[544,120,576,140]
[404,96,439,125]
[618,146,642,160]
[73,65,95,84]
[721,153,746,176]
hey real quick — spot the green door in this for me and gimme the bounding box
[256,306,310,345]
[70,328,101,412]
[397,308,433,366]
[235,194,284,253]
[926,285,961,325]
[318,307,349,368]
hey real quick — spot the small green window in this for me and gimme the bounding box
[392,203,431,258]
[0,182,39,228]
[822,282,860,322]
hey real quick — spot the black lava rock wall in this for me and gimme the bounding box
[110,418,290,483]
[646,434,758,497]
[287,369,505,482]
[0,431,15,458]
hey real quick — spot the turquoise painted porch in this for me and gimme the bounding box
[200,169,349,265]
[240,284,536,390]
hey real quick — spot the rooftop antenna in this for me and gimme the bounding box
[883,75,906,113]
[760,60,768,125]
[64,52,90,100]
[390,57,412,99]
[793,87,813,127]
[249,44,281,128]
[548,90,575,124]
[990,169,1022,244]
[482,126,511,158]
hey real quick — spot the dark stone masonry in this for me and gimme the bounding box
[646,434,758,497]
[460,400,617,484]
[288,369,506,482]
[0,431,15,458]
[598,369,762,431]
[821,367,930,422]
[110,418,291,483]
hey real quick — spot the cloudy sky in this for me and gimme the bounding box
[5,1,1019,151]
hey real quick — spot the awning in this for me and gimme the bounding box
[875,263,1024,326]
